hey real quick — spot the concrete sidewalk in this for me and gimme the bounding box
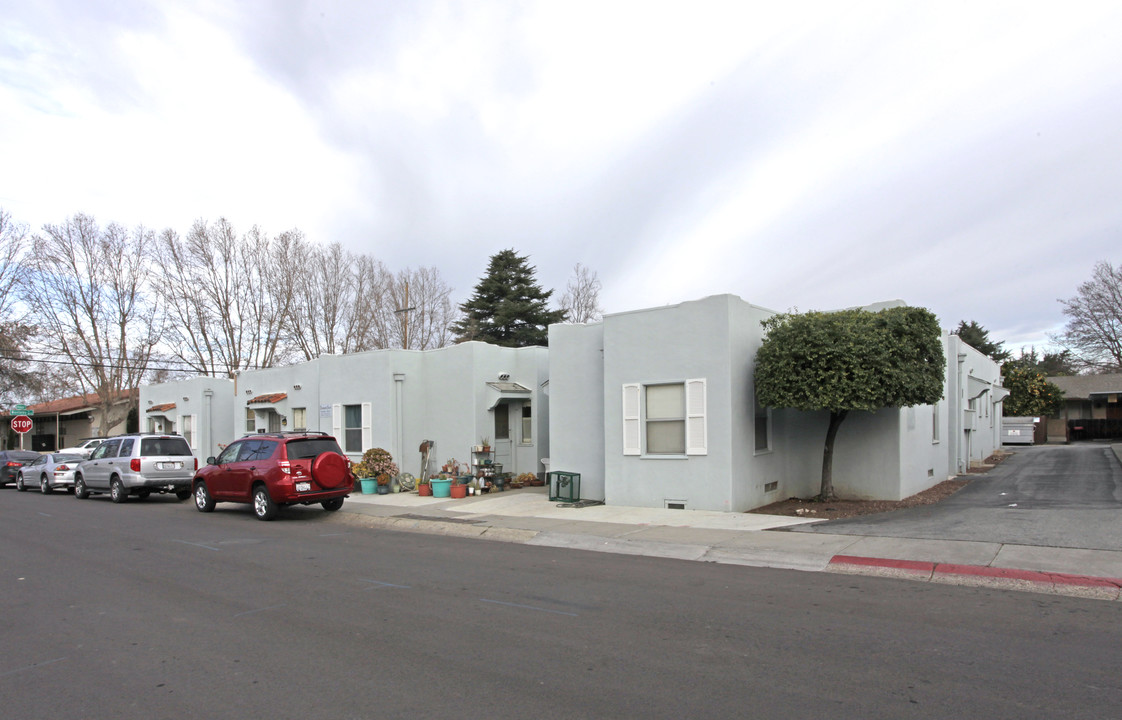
[338,486,1122,601]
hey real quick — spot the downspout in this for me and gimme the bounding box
[394,373,405,466]
[203,388,214,460]
[956,350,967,475]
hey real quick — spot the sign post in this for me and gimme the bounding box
[11,415,32,450]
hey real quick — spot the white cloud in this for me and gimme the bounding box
[2,0,1122,355]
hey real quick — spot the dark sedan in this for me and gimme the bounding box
[1,450,42,487]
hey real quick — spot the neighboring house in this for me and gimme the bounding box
[140,341,550,478]
[548,294,1005,512]
[0,391,136,451]
[1045,373,1122,442]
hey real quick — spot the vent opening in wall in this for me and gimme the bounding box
[927,469,934,477]
[665,500,687,510]
[764,481,778,493]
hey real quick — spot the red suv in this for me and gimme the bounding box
[192,432,354,520]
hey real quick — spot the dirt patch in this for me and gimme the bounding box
[748,451,1011,520]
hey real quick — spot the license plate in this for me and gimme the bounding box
[159,462,182,470]
[295,481,311,492]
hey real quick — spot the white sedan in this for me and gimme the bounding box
[17,453,85,494]
[57,438,104,458]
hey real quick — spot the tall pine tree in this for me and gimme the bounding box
[453,249,566,347]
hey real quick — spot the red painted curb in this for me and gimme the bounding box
[829,555,1122,589]
[831,555,933,573]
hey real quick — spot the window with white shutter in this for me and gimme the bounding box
[361,402,373,450]
[685,378,707,455]
[622,384,640,455]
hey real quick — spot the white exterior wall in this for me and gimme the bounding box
[179,343,552,478]
[547,323,607,499]
[549,294,1005,511]
[945,334,1005,472]
[139,376,236,461]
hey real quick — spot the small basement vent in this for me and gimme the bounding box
[665,500,687,510]
[764,481,778,493]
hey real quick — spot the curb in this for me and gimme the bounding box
[827,555,1122,600]
[336,512,540,543]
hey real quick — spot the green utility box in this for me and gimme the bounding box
[548,471,581,503]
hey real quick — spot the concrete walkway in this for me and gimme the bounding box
[339,483,1122,601]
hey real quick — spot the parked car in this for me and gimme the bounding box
[74,433,195,503]
[1,450,41,487]
[192,432,354,520]
[58,438,105,458]
[16,452,85,494]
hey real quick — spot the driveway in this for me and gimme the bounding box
[792,444,1122,551]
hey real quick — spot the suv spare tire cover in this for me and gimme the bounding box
[311,452,348,489]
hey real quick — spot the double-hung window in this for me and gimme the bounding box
[623,379,706,456]
[646,384,685,454]
[344,404,362,454]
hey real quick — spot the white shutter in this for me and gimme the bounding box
[686,378,707,455]
[332,404,342,440]
[361,402,373,450]
[622,384,641,455]
[188,414,198,451]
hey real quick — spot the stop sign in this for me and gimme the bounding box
[11,415,32,434]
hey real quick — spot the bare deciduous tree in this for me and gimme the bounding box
[1056,260,1122,372]
[21,214,163,432]
[0,210,37,406]
[0,209,26,323]
[288,241,390,359]
[558,262,604,324]
[155,219,295,376]
[371,266,459,349]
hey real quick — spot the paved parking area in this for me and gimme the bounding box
[792,444,1122,551]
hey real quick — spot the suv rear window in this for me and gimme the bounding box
[285,438,344,460]
[141,437,193,456]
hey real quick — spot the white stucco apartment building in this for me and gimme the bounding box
[141,293,1004,513]
[140,342,550,479]
[547,294,1006,512]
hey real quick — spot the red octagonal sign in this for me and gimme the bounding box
[11,415,32,434]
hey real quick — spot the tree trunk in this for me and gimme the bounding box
[820,409,848,501]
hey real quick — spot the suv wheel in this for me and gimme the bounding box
[16,474,26,491]
[194,482,215,513]
[74,476,89,499]
[252,486,277,521]
[40,476,52,495]
[175,488,192,501]
[110,478,127,504]
[321,497,345,512]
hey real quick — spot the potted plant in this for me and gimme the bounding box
[430,473,454,498]
[514,472,536,489]
[417,475,432,496]
[352,448,399,495]
[480,436,491,453]
[375,473,392,495]
[450,477,468,499]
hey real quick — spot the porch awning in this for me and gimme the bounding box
[247,392,287,407]
[146,402,177,420]
[967,375,995,400]
[485,381,531,409]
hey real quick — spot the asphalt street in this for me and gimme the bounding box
[793,444,1122,551]
[3,485,1121,719]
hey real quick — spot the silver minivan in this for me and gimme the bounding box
[74,434,196,503]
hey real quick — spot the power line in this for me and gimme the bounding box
[0,353,246,375]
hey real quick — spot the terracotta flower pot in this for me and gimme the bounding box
[418,484,433,496]
[450,483,468,499]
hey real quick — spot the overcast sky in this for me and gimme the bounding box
[3,1,1120,351]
